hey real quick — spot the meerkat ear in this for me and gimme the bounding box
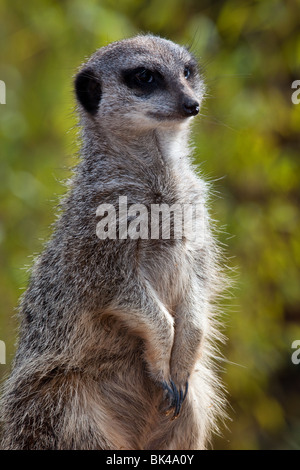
[75,68,102,115]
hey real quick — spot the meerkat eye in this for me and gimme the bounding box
[122,67,164,93]
[184,66,192,80]
[135,68,154,84]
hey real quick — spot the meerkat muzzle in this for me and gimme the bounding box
[182,97,200,117]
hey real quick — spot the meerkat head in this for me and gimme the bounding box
[75,35,205,135]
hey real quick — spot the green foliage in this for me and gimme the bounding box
[0,0,299,450]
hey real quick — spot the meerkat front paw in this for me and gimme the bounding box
[161,379,189,419]
[143,353,188,419]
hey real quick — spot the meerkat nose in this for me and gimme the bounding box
[182,99,200,117]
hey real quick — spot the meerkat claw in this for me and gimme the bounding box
[161,379,189,419]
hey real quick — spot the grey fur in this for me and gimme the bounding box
[0,35,227,450]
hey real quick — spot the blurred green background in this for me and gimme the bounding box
[1,0,300,450]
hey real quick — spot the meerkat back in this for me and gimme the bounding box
[0,35,226,450]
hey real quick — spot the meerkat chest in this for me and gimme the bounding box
[138,180,207,307]
[138,239,192,310]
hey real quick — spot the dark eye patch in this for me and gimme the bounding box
[122,67,165,93]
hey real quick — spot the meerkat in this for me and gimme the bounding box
[0,34,227,450]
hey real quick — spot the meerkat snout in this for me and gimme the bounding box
[181,97,200,117]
